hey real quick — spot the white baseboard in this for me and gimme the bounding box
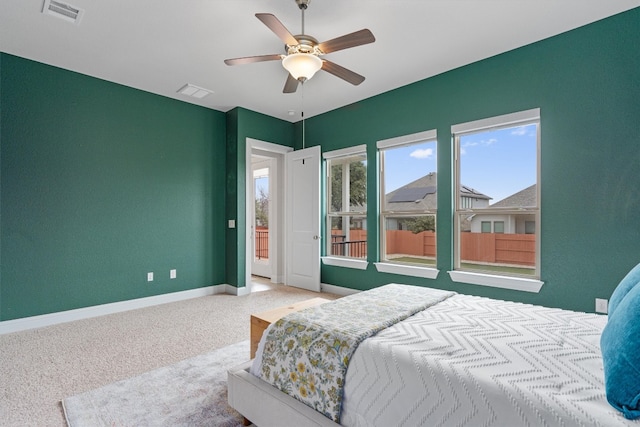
[0,284,234,335]
[320,283,360,296]
[1,283,357,335]
[231,285,251,296]
[271,275,284,284]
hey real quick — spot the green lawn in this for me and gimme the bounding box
[390,257,535,276]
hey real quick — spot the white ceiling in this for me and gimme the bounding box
[1,0,638,123]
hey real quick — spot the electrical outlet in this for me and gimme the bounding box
[228,219,236,228]
[595,298,608,314]
[170,269,177,279]
[147,272,154,282]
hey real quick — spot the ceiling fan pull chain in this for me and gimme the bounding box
[301,82,306,149]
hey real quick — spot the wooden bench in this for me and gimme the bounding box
[250,297,331,358]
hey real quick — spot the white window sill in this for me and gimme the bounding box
[374,262,439,279]
[321,257,369,270]
[448,270,543,293]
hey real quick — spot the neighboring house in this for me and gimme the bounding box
[469,184,537,234]
[385,172,491,230]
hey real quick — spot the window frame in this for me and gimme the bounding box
[322,145,369,268]
[375,130,439,279]
[450,108,543,292]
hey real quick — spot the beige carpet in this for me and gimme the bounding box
[0,283,339,427]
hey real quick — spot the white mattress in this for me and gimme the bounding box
[340,293,635,427]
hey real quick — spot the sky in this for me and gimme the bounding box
[384,141,437,193]
[385,123,537,204]
[255,176,268,199]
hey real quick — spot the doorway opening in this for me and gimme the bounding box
[245,139,292,293]
[250,157,273,280]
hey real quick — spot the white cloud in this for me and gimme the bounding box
[460,141,477,156]
[410,148,434,159]
[511,126,527,136]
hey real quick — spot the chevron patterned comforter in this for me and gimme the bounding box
[253,286,638,426]
[340,292,636,427]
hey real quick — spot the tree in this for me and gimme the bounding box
[331,161,367,212]
[255,187,269,227]
[406,216,435,234]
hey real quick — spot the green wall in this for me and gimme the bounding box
[0,54,227,320]
[1,8,638,321]
[305,8,640,312]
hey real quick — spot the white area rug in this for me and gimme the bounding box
[62,340,249,427]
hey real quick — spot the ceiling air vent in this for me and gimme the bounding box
[42,0,84,24]
[177,84,213,99]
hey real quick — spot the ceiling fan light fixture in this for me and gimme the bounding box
[282,53,322,81]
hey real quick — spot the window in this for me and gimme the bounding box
[460,196,474,209]
[452,109,541,284]
[525,221,535,234]
[378,130,437,270]
[324,146,367,260]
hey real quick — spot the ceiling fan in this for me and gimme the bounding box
[224,0,375,93]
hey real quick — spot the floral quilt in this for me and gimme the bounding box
[257,283,456,422]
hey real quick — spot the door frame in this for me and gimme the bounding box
[245,138,292,292]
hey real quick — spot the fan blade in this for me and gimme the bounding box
[256,13,298,46]
[322,60,365,86]
[283,74,299,93]
[224,54,282,66]
[317,29,375,54]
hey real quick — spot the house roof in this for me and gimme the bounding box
[384,172,491,212]
[460,185,492,201]
[490,184,537,208]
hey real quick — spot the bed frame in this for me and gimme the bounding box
[228,283,630,426]
[228,361,338,427]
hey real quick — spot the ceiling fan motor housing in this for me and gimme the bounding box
[287,35,320,55]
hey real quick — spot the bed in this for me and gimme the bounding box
[228,272,640,426]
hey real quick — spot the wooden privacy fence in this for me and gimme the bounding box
[385,230,436,258]
[386,230,534,266]
[461,232,535,266]
[258,228,535,266]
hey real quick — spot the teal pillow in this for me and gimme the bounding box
[601,282,640,419]
[608,262,640,316]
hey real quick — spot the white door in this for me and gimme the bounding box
[285,146,321,292]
